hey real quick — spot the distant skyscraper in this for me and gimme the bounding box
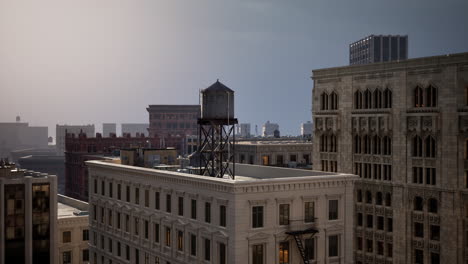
[102,123,116,137]
[301,121,313,137]
[239,123,251,138]
[121,123,149,137]
[262,121,279,137]
[349,35,408,65]
[56,124,95,155]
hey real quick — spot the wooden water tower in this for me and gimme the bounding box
[198,80,238,179]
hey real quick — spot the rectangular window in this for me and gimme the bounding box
[191,199,197,219]
[63,251,71,264]
[108,209,112,226]
[101,207,105,223]
[135,188,140,205]
[82,249,89,261]
[377,241,384,255]
[305,238,314,260]
[117,184,121,200]
[126,186,130,202]
[178,197,184,216]
[117,242,121,257]
[94,179,97,194]
[93,205,97,221]
[101,180,105,195]
[117,212,121,229]
[415,249,424,264]
[154,223,160,243]
[304,201,315,223]
[204,239,211,261]
[219,243,226,264]
[357,213,363,226]
[177,231,183,251]
[366,239,373,253]
[414,222,424,238]
[166,194,171,213]
[145,190,149,207]
[125,214,130,232]
[329,200,338,220]
[205,202,211,223]
[144,220,149,239]
[252,206,264,228]
[109,182,113,198]
[387,243,393,257]
[82,229,89,241]
[279,204,290,225]
[367,214,373,228]
[279,241,289,264]
[63,231,71,243]
[190,234,197,256]
[134,217,139,236]
[220,205,226,227]
[252,244,264,264]
[328,235,339,257]
[431,252,440,264]
[387,218,393,232]
[165,227,171,247]
[108,237,112,253]
[377,216,384,230]
[430,225,440,241]
[155,192,160,210]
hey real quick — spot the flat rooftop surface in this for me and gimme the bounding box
[58,202,81,219]
[236,140,312,146]
[88,160,352,184]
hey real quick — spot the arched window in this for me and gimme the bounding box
[373,135,381,155]
[414,86,423,107]
[354,135,362,154]
[321,93,329,110]
[364,89,372,109]
[428,198,438,214]
[373,89,382,109]
[425,136,436,158]
[412,135,423,157]
[414,196,423,211]
[383,88,392,108]
[330,92,338,110]
[385,193,392,207]
[355,91,362,109]
[366,191,372,204]
[383,136,392,155]
[363,135,371,154]
[376,192,383,205]
[426,85,437,107]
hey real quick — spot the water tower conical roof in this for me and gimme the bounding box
[203,79,234,93]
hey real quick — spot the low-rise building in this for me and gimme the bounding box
[56,125,95,156]
[57,194,90,264]
[87,159,357,264]
[236,140,313,168]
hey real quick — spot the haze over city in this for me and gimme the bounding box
[1,0,467,137]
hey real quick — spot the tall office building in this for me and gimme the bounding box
[312,52,468,263]
[147,105,200,138]
[239,123,251,138]
[0,160,58,264]
[262,121,279,137]
[349,35,408,65]
[301,121,313,138]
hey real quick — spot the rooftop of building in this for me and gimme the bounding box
[57,194,89,219]
[87,159,354,185]
[312,51,468,78]
[236,140,312,146]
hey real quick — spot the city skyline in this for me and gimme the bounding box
[1,0,467,137]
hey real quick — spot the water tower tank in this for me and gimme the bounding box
[200,80,234,120]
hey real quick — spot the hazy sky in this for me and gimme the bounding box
[1,0,467,138]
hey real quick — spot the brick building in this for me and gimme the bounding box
[65,132,160,201]
[147,105,200,139]
[312,52,468,263]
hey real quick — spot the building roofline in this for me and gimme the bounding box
[312,52,468,79]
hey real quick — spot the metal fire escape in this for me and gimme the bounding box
[285,227,318,264]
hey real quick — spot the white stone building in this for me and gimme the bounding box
[0,161,58,264]
[301,121,313,138]
[57,194,90,264]
[56,124,95,155]
[87,160,357,264]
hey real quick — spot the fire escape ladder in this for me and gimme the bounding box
[291,234,310,264]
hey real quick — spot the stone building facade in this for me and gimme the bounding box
[147,105,200,138]
[87,160,357,264]
[312,52,468,263]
